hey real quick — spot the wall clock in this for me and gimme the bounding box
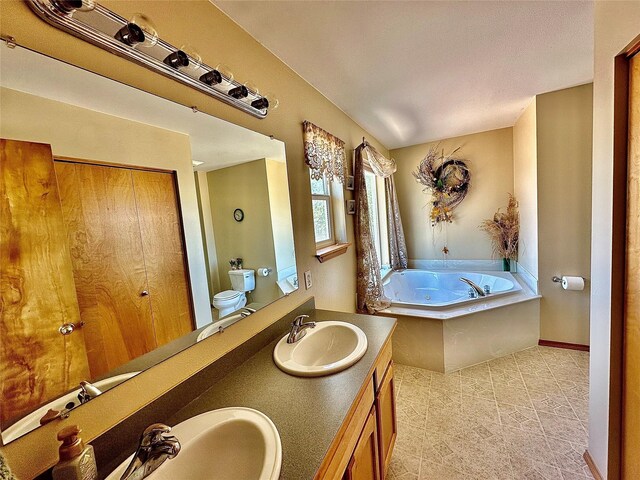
[233,208,244,222]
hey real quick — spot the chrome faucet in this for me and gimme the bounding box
[287,314,316,344]
[120,423,181,480]
[240,307,257,318]
[77,381,102,404]
[459,277,487,297]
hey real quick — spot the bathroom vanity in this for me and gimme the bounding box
[70,301,397,480]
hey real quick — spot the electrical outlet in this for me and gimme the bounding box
[303,270,313,290]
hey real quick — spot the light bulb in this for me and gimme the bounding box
[130,13,158,48]
[180,44,202,71]
[243,81,259,97]
[215,64,234,85]
[264,92,279,110]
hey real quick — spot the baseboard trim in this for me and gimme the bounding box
[583,450,603,480]
[538,339,590,352]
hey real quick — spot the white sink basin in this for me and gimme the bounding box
[273,321,367,377]
[1,371,139,443]
[107,408,281,480]
[196,313,244,342]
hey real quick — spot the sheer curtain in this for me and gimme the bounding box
[354,141,408,313]
[355,143,389,313]
[385,176,408,270]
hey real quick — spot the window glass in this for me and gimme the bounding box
[310,176,328,195]
[312,199,331,242]
[310,172,334,246]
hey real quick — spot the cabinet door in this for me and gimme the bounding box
[131,170,194,346]
[0,140,90,426]
[376,361,397,478]
[343,408,380,480]
[55,161,156,378]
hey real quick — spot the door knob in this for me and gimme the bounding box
[141,290,149,296]
[59,322,84,335]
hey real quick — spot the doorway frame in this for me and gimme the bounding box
[608,32,640,480]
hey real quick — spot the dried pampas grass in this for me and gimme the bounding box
[479,194,520,260]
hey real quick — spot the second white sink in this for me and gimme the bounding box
[273,321,367,377]
[1,371,139,443]
[106,407,281,480]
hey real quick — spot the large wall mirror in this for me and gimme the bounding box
[0,46,298,443]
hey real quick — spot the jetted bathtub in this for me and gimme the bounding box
[382,269,522,309]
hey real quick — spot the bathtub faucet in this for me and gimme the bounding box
[459,277,486,297]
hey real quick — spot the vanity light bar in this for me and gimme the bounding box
[25,0,270,119]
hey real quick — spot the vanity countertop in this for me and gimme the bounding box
[167,309,396,480]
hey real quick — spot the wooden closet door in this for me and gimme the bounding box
[623,51,640,478]
[0,140,89,426]
[131,170,194,346]
[55,162,156,378]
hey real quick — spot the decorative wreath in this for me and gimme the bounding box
[412,146,471,226]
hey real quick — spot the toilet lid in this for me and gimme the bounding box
[214,290,242,301]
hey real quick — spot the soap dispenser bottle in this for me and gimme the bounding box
[52,425,98,480]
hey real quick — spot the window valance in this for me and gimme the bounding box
[303,120,346,184]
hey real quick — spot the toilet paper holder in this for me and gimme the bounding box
[258,267,272,277]
[551,275,584,283]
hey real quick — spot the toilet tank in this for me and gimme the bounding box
[229,269,255,292]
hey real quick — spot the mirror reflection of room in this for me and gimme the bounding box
[195,150,297,322]
[0,46,297,443]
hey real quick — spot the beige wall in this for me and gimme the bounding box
[208,159,279,304]
[265,160,296,279]
[0,87,213,327]
[195,171,221,298]
[0,2,388,476]
[390,128,514,261]
[537,84,593,345]
[513,99,539,280]
[590,3,640,477]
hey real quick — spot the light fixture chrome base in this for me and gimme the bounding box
[25,0,269,119]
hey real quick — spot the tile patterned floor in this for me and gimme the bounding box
[389,346,592,480]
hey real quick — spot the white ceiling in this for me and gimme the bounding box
[214,0,594,149]
[0,46,285,171]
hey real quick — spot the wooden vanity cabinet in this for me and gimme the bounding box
[317,338,396,480]
[343,408,381,480]
[376,361,397,479]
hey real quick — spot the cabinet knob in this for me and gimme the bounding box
[59,322,84,335]
[141,290,149,296]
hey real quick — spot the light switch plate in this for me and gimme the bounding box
[303,270,313,289]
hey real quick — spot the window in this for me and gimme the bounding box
[364,168,390,270]
[310,171,335,247]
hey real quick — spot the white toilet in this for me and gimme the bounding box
[212,269,256,318]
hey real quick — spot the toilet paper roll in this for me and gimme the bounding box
[561,276,584,291]
[258,267,271,277]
